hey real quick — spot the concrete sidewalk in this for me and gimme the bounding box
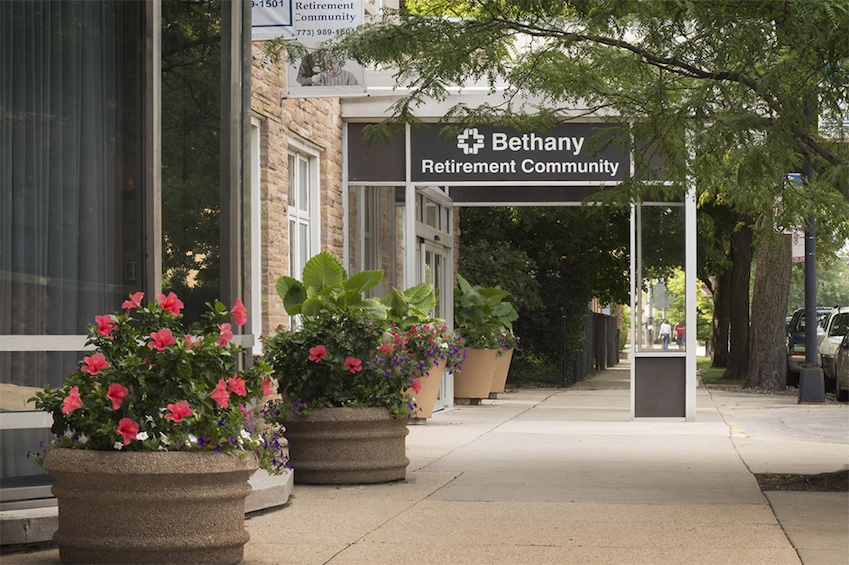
[4,362,847,565]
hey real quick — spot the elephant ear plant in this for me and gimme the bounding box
[453,274,519,349]
[262,251,417,419]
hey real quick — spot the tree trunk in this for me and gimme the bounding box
[711,271,731,367]
[746,231,792,389]
[722,224,753,380]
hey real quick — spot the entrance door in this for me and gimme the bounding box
[415,188,454,412]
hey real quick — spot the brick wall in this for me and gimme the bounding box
[251,43,345,334]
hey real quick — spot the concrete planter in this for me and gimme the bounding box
[43,448,258,564]
[490,348,514,394]
[283,407,409,484]
[406,358,446,419]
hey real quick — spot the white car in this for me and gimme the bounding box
[818,306,849,382]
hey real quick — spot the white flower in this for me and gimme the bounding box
[113,441,124,450]
[240,430,252,441]
[160,433,171,446]
[188,434,198,444]
[136,432,149,441]
[77,434,89,444]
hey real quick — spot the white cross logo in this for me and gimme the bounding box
[456,128,485,154]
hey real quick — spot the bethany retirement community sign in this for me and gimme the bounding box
[410,123,629,183]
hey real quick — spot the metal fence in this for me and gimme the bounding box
[561,310,619,386]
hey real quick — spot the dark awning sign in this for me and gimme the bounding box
[410,123,629,183]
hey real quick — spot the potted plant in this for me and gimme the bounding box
[378,283,466,419]
[29,292,287,565]
[453,274,519,400]
[262,251,418,484]
[491,328,520,395]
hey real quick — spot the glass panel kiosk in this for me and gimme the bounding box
[631,195,697,420]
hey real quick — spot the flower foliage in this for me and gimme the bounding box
[29,293,288,474]
[262,312,417,419]
[375,322,466,389]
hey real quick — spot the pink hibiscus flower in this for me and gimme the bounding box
[217,323,233,348]
[164,401,194,423]
[148,328,176,351]
[121,291,144,311]
[343,357,363,374]
[62,387,83,414]
[261,378,275,397]
[231,298,247,326]
[117,418,140,445]
[157,292,184,316]
[410,378,422,394]
[227,375,247,397]
[80,353,109,375]
[95,314,116,336]
[210,379,230,409]
[106,383,129,410]
[309,344,328,363]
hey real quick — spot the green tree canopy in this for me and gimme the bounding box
[308,0,849,235]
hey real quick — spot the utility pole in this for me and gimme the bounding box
[798,107,825,403]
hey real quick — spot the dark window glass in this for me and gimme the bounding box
[160,0,222,323]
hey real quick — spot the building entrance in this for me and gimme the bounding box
[345,121,697,421]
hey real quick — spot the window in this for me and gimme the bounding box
[1,0,145,500]
[288,144,319,279]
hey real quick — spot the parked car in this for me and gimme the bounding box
[786,307,830,386]
[834,332,849,402]
[818,306,849,384]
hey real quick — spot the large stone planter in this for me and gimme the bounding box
[43,448,258,565]
[490,348,514,394]
[453,347,498,399]
[406,358,446,419]
[283,407,409,484]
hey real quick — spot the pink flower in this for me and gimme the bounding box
[62,387,83,414]
[231,298,247,326]
[164,401,194,423]
[117,418,140,445]
[410,378,422,394]
[148,329,176,351]
[343,357,363,373]
[309,345,328,363]
[95,314,116,336]
[261,378,275,397]
[183,334,201,349]
[121,292,144,311]
[379,341,393,354]
[227,375,247,397]
[217,323,233,348]
[106,383,129,410]
[210,379,230,409]
[81,353,109,375]
[239,404,250,419]
[157,292,184,316]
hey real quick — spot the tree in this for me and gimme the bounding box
[281,0,849,386]
[747,228,793,389]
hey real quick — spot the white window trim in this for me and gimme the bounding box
[288,137,321,273]
[249,117,263,355]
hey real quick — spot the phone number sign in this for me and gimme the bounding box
[252,1,362,43]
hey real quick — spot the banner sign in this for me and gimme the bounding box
[410,124,629,183]
[251,0,367,97]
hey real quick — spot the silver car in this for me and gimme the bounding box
[818,306,849,383]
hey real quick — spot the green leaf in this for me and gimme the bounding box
[276,276,306,315]
[344,269,384,295]
[302,251,345,292]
